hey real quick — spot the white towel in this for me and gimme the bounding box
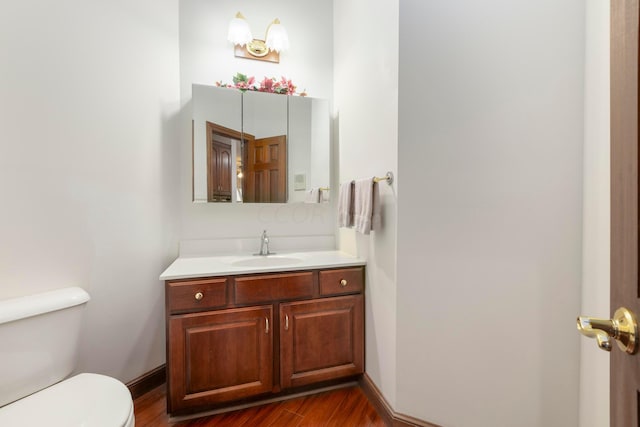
[353,178,381,234]
[337,181,354,227]
[305,188,320,203]
[371,182,381,230]
[320,188,330,203]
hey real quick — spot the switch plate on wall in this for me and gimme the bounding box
[294,173,306,191]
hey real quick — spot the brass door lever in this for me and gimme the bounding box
[577,307,638,354]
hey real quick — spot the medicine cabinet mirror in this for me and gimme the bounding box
[192,84,330,203]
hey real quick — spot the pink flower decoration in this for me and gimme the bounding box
[217,73,305,96]
[260,77,274,92]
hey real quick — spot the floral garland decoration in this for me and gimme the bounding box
[216,73,307,96]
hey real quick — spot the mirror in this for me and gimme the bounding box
[192,84,330,203]
[192,84,241,203]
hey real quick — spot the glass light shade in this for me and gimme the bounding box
[227,14,253,46]
[265,21,289,53]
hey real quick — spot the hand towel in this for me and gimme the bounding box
[320,188,330,203]
[305,188,320,203]
[337,181,354,227]
[371,181,381,231]
[353,178,381,234]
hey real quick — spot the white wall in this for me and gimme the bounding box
[309,98,331,190]
[0,0,181,382]
[580,1,610,426]
[396,1,584,426]
[333,0,399,407]
[179,0,335,242]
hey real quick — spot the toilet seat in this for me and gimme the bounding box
[0,373,134,427]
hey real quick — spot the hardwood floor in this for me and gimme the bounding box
[133,384,387,427]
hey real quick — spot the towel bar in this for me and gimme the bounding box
[373,172,394,185]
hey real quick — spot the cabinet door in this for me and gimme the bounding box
[168,305,273,413]
[280,295,364,389]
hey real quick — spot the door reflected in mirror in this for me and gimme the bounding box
[192,84,330,203]
[206,122,241,202]
[242,91,288,203]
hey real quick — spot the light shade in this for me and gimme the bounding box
[227,12,253,46]
[265,19,289,53]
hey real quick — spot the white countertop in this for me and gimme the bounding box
[159,250,366,281]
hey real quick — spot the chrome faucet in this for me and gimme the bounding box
[258,230,271,256]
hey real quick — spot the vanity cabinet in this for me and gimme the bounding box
[165,266,364,415]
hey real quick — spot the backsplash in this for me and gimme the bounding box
[178,234,336,257]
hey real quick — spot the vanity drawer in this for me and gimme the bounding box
[319,267,364,296]
[234,272,314,304]
[167,278,228,313]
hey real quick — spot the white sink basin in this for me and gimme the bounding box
[230,256,303,268]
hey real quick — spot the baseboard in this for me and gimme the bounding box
[358,373,442,427]
[358,374,394,426]
[126,364,166,400]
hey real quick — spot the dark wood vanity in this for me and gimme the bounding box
[164,266,364,415]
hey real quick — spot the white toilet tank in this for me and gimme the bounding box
[0,287,90,407]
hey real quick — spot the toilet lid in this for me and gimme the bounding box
[0,373,134,427]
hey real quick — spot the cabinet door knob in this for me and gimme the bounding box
[340,279,348,287]
[195,292,204,301]
[265,317,270,334]
[285,314,289,331]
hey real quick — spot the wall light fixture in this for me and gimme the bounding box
[227,12,289,63]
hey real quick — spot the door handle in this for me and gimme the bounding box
[577,307,638,354]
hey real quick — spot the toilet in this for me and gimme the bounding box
[0,287,135,426]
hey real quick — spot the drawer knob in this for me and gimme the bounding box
[340,279,348,287]
[194,292,204,301]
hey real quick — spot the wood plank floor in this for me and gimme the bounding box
[133,384,387,427]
